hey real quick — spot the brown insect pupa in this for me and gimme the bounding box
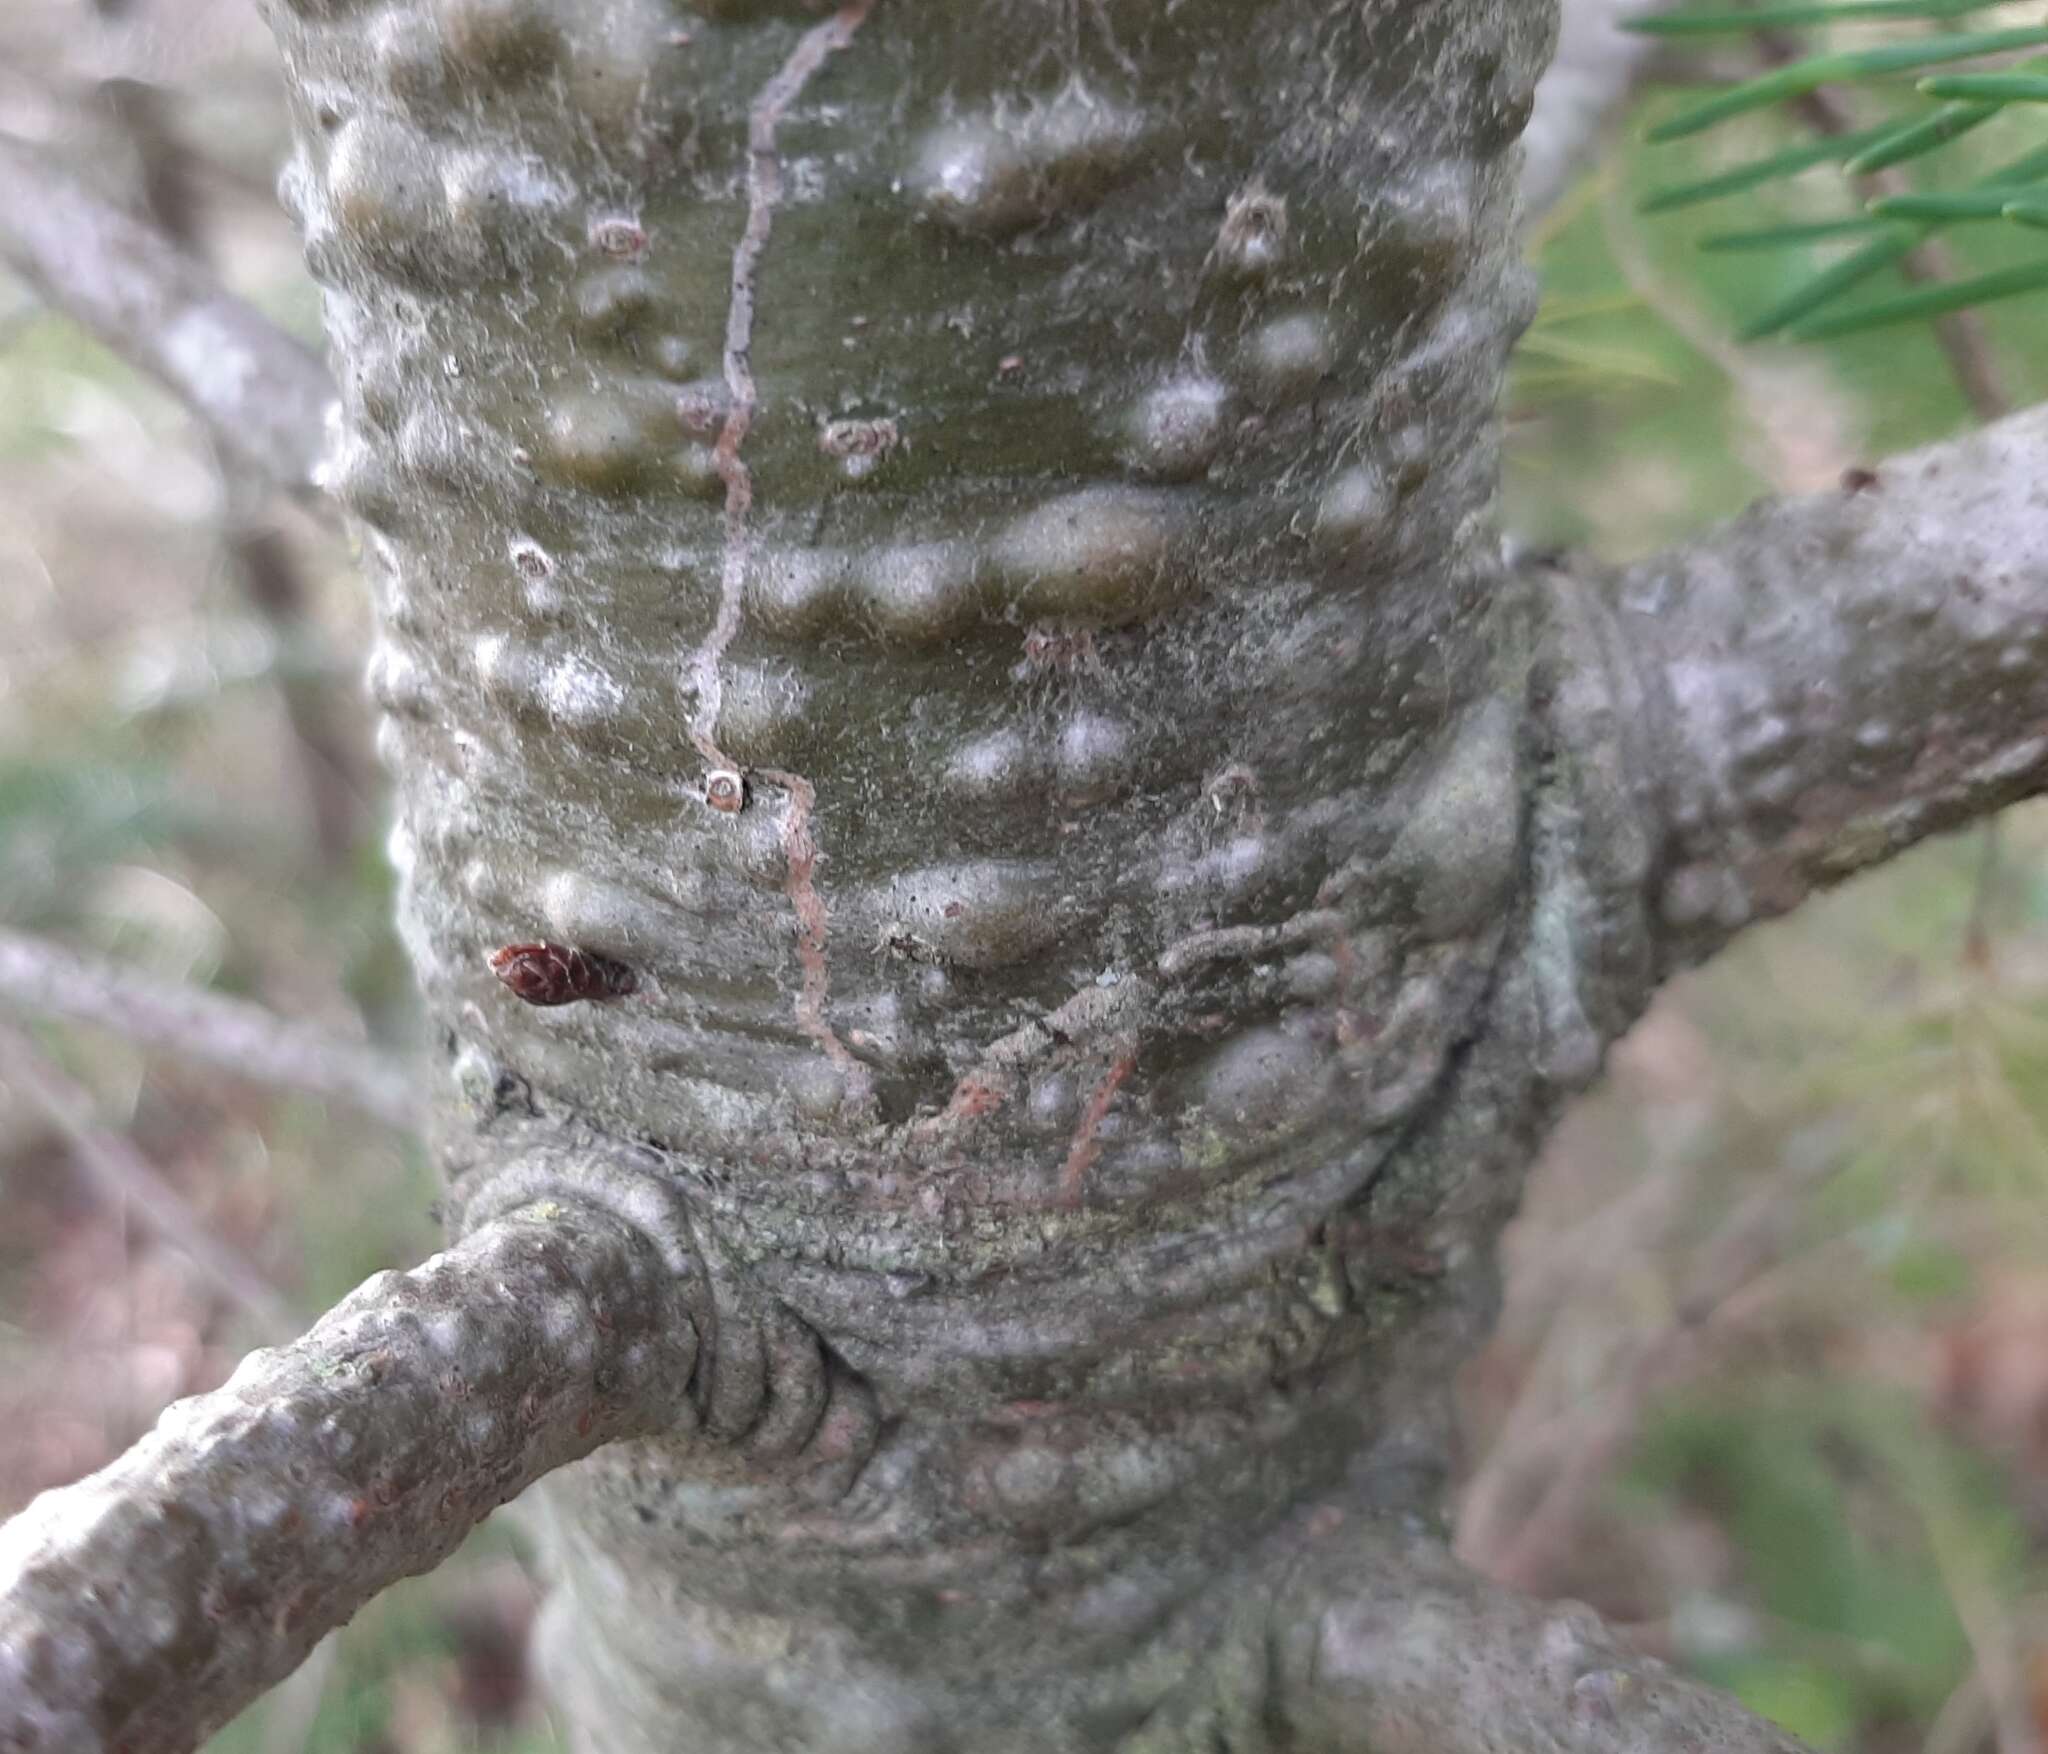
[489,943,637,1007]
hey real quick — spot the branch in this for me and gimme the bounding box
[0,132,334,499]
[0,1020,298,1340]
[0,929,417,1131]
[1269,1521,1810,1753]
[88,58,368,859]
[217,500,368,860]
[0,1199,699,1754]
[1609,402,2048,968]
[1522,0,1682,225]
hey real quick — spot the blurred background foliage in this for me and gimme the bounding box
[3,1,2048,1749]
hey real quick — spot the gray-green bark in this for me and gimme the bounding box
[4,0,2045,1748]
[266,0,1570,1741]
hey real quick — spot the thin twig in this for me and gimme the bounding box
[96,77,205,258]
[0,1019,296,1339]
[215,481,365,861]
[1965,817,2003,970]
[0,928,416,1130]
[0,131,334,500]
[90,43,365,862]
[1473,1138,1852,1593]
[1919,1495,2044,1754]
[1455,1152,1702,1567]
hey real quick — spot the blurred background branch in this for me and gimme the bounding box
[1524,0,1686,223]
[0,1019,297,1339]
[0,132,332,500]
[0,928,416,1130]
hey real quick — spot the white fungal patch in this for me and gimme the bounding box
[543,652,627,729]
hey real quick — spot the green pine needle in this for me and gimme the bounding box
[1738,232,1920,338]
[1699,216,1895,249]
[1635,0,2048,337]
[1627,0,1990,36]
[1640,124,1899,212]
[1844,98,2003,172]
[1850,55,2048,169]
[1741,141,2048,336]
[1916,71,2048,100]
[1871,185,2048,219]
[1513,331,1684,385]
[1788,255,2048,335]
[1647,27,2048,141]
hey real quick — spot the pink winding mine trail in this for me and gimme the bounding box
[697,3,877,1107]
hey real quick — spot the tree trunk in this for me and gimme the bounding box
[15,0,2046,1746]
[256,0,1647,1740]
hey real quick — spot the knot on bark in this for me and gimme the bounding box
[443,1131,876,1486]
[1510,557,1671,1092]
